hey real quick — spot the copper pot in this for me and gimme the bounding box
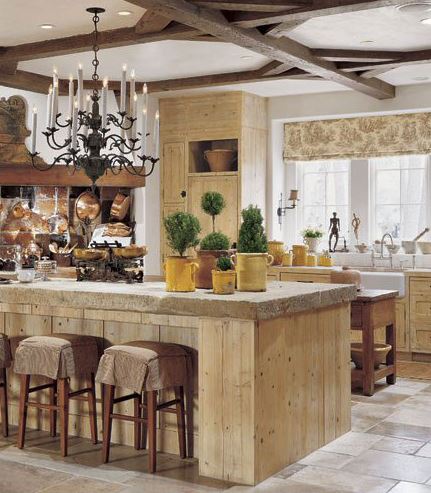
[73,248,108,261]
[112,245,148,259]
[110,193,131,221]
[75,191,101,222]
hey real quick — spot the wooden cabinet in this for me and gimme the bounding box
[187,174,239,244]
[280,272,331,283]
[410,277,431,353]
[162,142,187,205]
[160,92,267,264]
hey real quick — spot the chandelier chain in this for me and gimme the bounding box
[91,12,100,84]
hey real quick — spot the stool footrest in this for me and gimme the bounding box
[156,399,180,411]
[29,383,55,393]
[111,413,147,424]
[113,393,138,405]
[26,401,56,411]
[69,388,91,398]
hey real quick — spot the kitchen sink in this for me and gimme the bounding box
[359,271,405,297]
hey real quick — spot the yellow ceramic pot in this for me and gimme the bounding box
[212,270,236,295]
[306,254,317,267]
[268,241,284,266]
[292,244,309,266]
[282,251,293,266]
[164,257,199,292]
[231,253,274,292]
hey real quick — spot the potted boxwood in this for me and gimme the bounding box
[231,205,273,292]
[212,256,236,295]
[163,211,201,292]
[196,191,231,289]
[302,227,324,253]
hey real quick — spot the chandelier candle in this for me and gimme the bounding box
[31,107,37,154]
[28,7,159,186]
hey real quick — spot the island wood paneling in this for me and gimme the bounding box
[0,298,350,485]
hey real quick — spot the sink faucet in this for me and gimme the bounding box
[371,233,394,269]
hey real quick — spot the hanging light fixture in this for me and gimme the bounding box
[29,7,159,186]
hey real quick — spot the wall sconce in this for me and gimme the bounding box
[277,190,299,226]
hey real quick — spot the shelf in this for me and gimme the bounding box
[0,163,146,188]
[188,171,238,178]
[189,138,238,174]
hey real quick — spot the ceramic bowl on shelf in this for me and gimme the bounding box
[351,342,392,369]
[402,240,417,254]
[386,244,400,254]
[418,242,431,254]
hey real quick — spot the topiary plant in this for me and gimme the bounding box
[201,191,226,232]
[200,231,230,251]
[216,256,233,271]
[164,211,201,257]
[237,205,268,253]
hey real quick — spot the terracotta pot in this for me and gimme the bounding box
[196,250,229,289]
[268,240,284,266]
[231,252,274,292]
[164,256,199,292]
[212,270,236,295]
[330,266,361,290]
[351,342,392,369]
[204,149,236,172]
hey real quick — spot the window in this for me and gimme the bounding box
[296,160,350,243]
[371,155,428,241]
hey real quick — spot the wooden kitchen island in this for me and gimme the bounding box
[0,280,356,485]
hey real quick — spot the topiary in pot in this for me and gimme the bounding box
[163,212,201,292]
[212,256,236,295]
[201,191,226,233]
[196,192,231,289]
[232,205,273,292]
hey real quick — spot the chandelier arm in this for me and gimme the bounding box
[43,130,71,151]
[106,134,139,154]
[55,113,72,129]
[29,152,57,171]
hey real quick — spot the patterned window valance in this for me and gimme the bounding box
[283,112,431,162]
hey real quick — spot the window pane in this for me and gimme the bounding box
[376,170,400,205]
[401,169,426,205]
[401,205,425,239]
[375,205,401,240]
[327,172,349,206]
[303,206,325,230]
[303,173,325,205]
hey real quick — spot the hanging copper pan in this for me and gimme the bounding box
[75,191,101,222]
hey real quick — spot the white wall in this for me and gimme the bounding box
[267,83,431,239]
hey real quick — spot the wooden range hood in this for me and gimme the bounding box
[0,162,146,187]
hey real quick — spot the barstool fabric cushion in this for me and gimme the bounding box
[14,333,99,380]
[96,341,191,393]
[0,333,11,369]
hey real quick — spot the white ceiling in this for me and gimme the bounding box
[3,2,431,97]
[0,0,144,46]
[19,41,268,81]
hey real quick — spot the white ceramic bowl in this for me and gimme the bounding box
[386,244,400,254]
[418,242,431,254]
[402,240,417,254]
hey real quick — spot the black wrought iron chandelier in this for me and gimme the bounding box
[29,7,159,186]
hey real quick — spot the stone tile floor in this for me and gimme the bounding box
[3,378,431,492]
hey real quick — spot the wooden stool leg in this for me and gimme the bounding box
[185,385,194,458]
[386,323,396,385]
[87,373,98,445]
[58,378,70,457]
[0,368,8,438]
[100,383,104,435]
[134,393,142,450]
[362,325,375,396]
[102,384,115,463]
[49,379,57,437]
[141,391,147,450]
[175,386,186,459]
[17,374,30,449]
[147,390,157,473]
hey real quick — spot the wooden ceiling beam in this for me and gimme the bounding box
[262,20,305,37]
[193,0,309,12]
[311,48,403,62]
[229,0,420,28]
[0,70,69,94]
[0,62,18,75]
[135,9,172,33]
[0,24,198,63]
[124,0,395,99]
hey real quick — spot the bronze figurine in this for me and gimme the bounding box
[329,212,340,252]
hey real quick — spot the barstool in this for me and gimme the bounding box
[0,334,11,437]
[14,333,100,456]
[96,341,192,473]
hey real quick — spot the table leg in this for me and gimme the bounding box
[386,323,396,385]
[362,322,375,396]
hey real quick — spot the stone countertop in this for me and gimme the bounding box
[0,280,356,321]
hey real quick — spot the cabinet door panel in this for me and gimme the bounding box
[279,273,331,283]
[187,175,238,245]
[162,142,186,204]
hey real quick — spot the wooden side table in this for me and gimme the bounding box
[351,289,398,396]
